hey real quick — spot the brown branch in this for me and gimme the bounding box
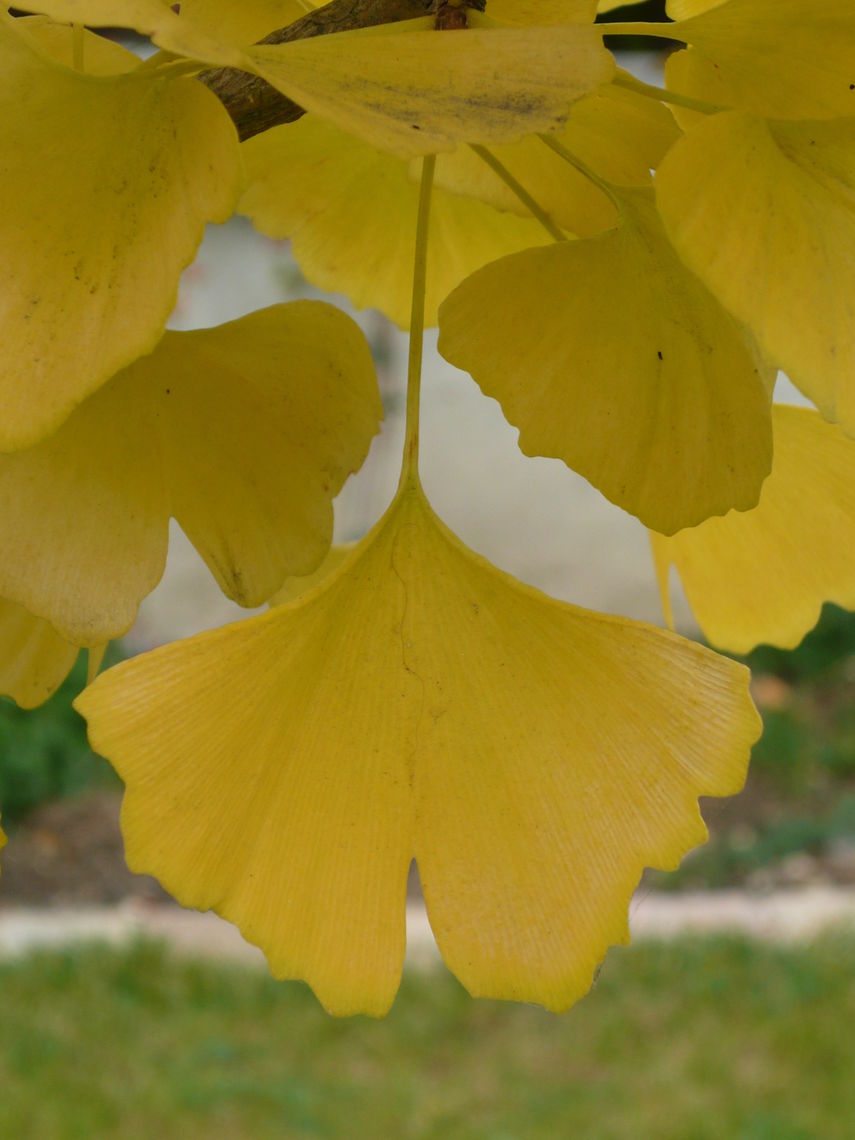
[202,0,436,141]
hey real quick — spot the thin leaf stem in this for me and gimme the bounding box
[400,154,436,487]
[537,134,620,210]
[612,70,721,116]
[469,144,566,243]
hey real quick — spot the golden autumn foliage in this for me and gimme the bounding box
[1,0,853,1015]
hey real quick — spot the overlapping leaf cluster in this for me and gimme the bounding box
[0,0,852,1016]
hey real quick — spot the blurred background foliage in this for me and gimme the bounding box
[0,649,122,827]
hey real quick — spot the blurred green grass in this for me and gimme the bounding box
[1,935,853,1139]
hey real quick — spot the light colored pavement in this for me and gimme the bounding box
[2,889,854,975]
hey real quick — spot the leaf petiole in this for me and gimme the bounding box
[400,154,436,487]
[612,70,722,117]
[468,144,566,243]
[537,134,621,213]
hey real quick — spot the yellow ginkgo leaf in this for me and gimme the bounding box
[0,303,381,645]
[241,85,677,330]
[486,0,597,23]
[158,304,381,603]
[0,377,161,646]
[666,0,724,16]
[429,78,678,233]
[656,112,855,436]
[430,140,615,239]
[597,0,649,11]
[556,75,680,186]
[178,0,313,46]
[13,0,255,66]
[269,544,355,606]
[0,12,240,450]
[15,12,139,72]
[239,116,553,328]
[81,508,420,1018]
[662,46,731,131]
[248,18,615,157]
[651,406,855,655]
[0,604,105,709]
[664,0,855,120]
[0,599,81,709]
[77,477,759,1017]
[438,188,772,534]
